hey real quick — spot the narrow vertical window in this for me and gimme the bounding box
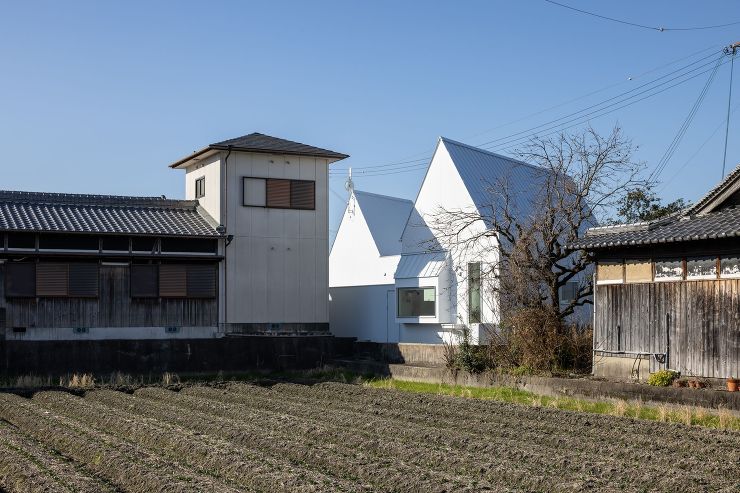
[195,176,206,199]
[468,262,481,323]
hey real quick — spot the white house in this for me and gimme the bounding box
[329,190,413,342]
[330,136,583,345]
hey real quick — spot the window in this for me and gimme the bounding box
[243,177,316,210]
[397,287,435,317]
[130,264,217,299]
[7,233,35,249]
[5,262,99,298]
[655,259,683,281]
[5,263,36,297]
[468,263,481,323]
[596,261,623,284]
[195,176,206,199]
[559,281,578,304]
[625,259,652,283]
[243,177,267,207]
[686,256,717,280]
[720,256,740,278]
[38,234,99,251]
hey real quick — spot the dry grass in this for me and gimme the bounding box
[611,399,628,417]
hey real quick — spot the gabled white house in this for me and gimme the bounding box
[329,190,413,342]
[331,136,581,345]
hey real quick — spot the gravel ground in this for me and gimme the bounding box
[0,382,738,492]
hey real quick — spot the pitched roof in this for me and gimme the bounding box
[440,137,549,219]
[684,163,740,215]
[0,191,221,237]
[170,132,348,168]
[568,206,740,250]
[354,190,413,256]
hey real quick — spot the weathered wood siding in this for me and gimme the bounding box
[0,265,217,328]
[595,280,740,378]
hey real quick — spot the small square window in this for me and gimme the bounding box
[195,177,206,199]
[720,256,740,278]
[655,259,683,282]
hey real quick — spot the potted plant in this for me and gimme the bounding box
[727,377,739,392]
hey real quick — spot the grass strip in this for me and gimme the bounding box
[367,378,740,431]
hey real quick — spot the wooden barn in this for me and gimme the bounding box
[570,166,740,381]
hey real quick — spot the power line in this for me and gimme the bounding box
[722,43,739,177]
[543,0,740,32]
[489,56,732,154]
[478,51,721,149]
[648,55,723,184]
[334,45,721,174]
[657,100,740,193]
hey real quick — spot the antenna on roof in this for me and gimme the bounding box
[344,167,354,195]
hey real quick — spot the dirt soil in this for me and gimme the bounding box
[0,381,738,492]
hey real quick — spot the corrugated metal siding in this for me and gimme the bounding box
[69,264,99,297]
[395,252,447,279]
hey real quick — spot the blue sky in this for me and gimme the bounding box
[1,1,738,238]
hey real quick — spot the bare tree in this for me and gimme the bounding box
[428,126,644,322]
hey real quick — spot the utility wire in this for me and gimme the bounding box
[657,100,740,192]
[543,0,740,32]
[490,56,732,154]
[648,55,723,184]
[722,47,737,177]
[334,45,720,173]
[478,51,720,149]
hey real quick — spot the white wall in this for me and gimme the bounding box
[222,151,331,324]
[329,285,397,342]
[185,152,221,222]
[330,194,400,287]
[397,140,499,341]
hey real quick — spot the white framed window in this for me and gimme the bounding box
[397,287,435,317]
[720,256,740,278]
[686,256,718,280]
[654,259,683,282]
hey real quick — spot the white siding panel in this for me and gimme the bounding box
[299,237,317,321]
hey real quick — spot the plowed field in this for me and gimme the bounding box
[0,382,738,492]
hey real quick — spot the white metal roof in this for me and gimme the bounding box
[354,190,413,256]
[394,251,447,279]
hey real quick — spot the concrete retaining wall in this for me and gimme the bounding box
[383,364,740,411]
[593,354,651,382]
[352,342,448,366]
[2,336,355,376]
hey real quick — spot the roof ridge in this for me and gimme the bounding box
[439,136,543,172]
[685,162,740,215]
[0,190,197,209]
[354,189,413,204]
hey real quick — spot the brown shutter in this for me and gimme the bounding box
[130,264,158,298]
[36,263,69,297]
[69,263,99,297]
[290,180,315,210]
[5,263,36,297]
[187,264,217,298]
[159,264,187,297]
[266,179,291,208]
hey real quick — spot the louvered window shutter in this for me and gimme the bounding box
[69,263,99,297]
[187,264,217,298]
[290,180,315,210]
[36,263,69,297]
[5,263,36,297]
[159,264,187,297]
[266,179,291,208]
[130,265,158,298]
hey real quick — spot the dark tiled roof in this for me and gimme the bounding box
[0,191,221,237]
[170,132,348,167]
[567,206,740,250]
